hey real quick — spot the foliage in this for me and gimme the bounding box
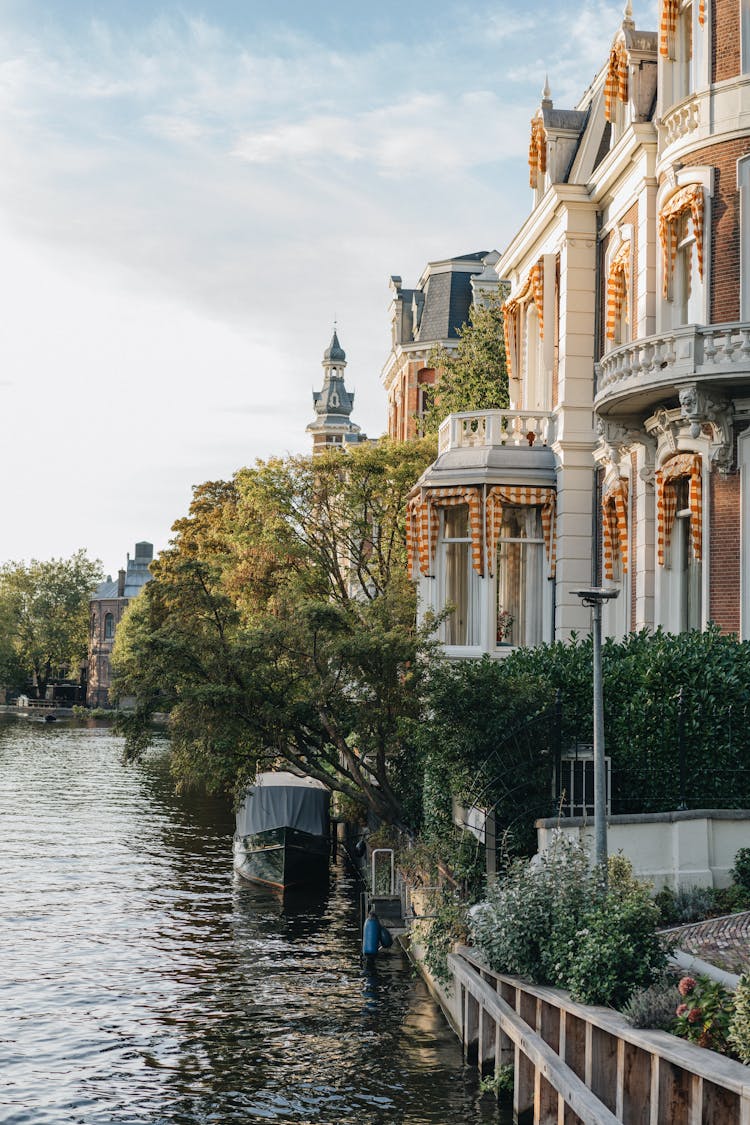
[112,440,439,826]
[419,658,558,859]
[479,1065,514,1095]
[470,841,668,1008]
[413,886,470,987]
[674,975,735,1054]
[421,629,750,852]
[729,974,750,1063]
[0,550,103,697]
[731,848,750,892]
[622,977,680,1030]
[713,884,750,915]
[422,292,509,434]
[654,884,719,927]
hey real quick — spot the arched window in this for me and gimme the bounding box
[655,454,703,632]
[104,613,114,641]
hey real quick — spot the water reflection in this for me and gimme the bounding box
[0,719,505,1124]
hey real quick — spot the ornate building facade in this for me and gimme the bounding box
[87,541,153,707]
[382,252,500,442]
[307,331,368,453]
[405,0,750,654]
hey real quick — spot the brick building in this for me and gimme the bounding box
[404,0,750,654]
[87,541,153,707]
[381,251,500,441]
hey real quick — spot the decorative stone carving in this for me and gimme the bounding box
[678,383,733,467]
[594,416,654,475]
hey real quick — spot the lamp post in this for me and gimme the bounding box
[570,587,619,874]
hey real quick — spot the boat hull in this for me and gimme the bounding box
[233,826,329,890]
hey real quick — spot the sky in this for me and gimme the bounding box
[0,0,657,578]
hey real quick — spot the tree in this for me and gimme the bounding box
[422,289,509,433]
[113,439,439,828]
[0,550,103,697]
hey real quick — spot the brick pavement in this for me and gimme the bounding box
[662,911,750,977]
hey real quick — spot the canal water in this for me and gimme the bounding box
[0,719,508,1125]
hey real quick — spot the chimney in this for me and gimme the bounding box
[117,569,126,598]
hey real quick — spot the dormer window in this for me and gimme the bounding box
[331,392,339,408]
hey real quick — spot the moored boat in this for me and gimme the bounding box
[233,771,330,890]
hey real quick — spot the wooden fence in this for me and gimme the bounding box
[449,945,750,1124]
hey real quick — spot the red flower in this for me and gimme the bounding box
[678,977,697,997]
[688,1007,702,1024]
[676,1003,688,1017]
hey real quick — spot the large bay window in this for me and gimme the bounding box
[441,505,482,646]
[656,454,703,632]
[496,507,545,647]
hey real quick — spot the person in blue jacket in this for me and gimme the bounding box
[362,908,391,957]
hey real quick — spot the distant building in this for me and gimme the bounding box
[307,330,368,453]
[381,251,500,441]
[87,541,153,707]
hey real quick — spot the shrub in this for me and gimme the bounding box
[622,977,680,1030]
[470,840,668,1008]
[729,974,750,1062]
[655,884,717,926]
[413,886,469,987]
[731,849,750,893]
[674,976,735,1054]
[713,884,750,915]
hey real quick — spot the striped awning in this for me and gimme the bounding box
[528,115,547,187]
[486,485,557,578]
[503,261,545,384]
[655,453,702,566]
[658,184,704,298]
[406,487,484,577]
[605,240,631,342]
[660,0,705,57]
[604,41,629,122]
[602,477,629,580]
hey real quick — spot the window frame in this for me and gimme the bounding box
[494,505,547,650]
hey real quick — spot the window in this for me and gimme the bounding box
[674,211,702,324]
[104,613,114,641]
[659,474,702,632]
[441,505,482,646]
[677,1,694,100]
[496,507,545,647]
[524,304,546,410]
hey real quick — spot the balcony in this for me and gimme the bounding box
[595,323,750,416]
[437,408,554,454]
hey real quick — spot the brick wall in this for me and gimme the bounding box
[683,138,750,323]
[713,0,741,83]
[709,468,740,633]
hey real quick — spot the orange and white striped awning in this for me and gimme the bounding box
[485,485,557,578]
[605,240,631,342]
[406,487,484,578]
[658,184,704,298]
[602,477,629,580]
[655,453,702,566]
[528,114,547,188]
[503,261,545,384]
[660,0,705,57]
[604,40,629,122]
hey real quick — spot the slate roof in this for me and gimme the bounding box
[92,543,153,602]
[416,269,475,342]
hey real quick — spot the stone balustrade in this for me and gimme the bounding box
[595,322,750,412]
[437,409,554,455]
[660,94,700,148]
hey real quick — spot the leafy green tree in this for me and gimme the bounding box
[422,290,509,433]
[113,439,439,828]
[0,550,103,697]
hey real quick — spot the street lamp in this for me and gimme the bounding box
[570,587,620,874]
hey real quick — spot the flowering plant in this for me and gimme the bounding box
[496,609,514,644]
[673,976,734,1053]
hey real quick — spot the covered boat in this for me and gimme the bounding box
[233,771,331,890]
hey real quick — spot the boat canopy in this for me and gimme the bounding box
[236,771,330,837]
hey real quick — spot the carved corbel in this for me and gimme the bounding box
[678,384,733,468]
[595,415,653,468]
[648,408,680,454]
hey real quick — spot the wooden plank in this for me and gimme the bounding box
[701,1077,740,1124]
[448,955,620,1125]
[658,1059,690,1125]
[454,947,750,1098]
[590,1025,618,1114]
[622,1041,651,1125]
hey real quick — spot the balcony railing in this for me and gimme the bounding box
[660,93,700,148]
[437,409,554,455]
[595,322,750,408]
